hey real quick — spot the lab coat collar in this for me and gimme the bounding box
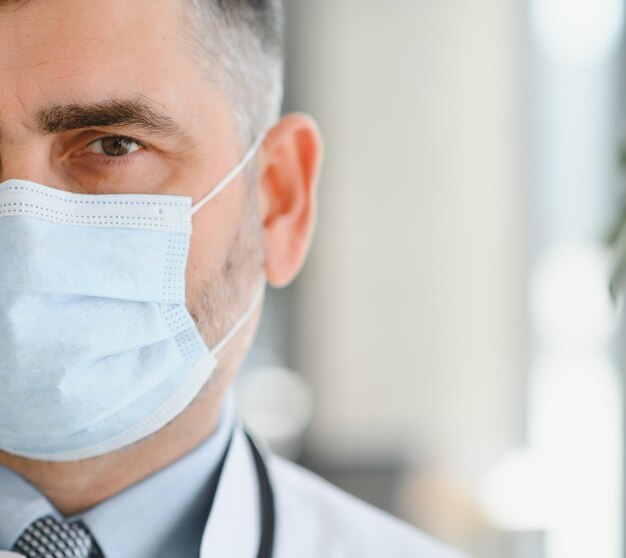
[199,426,262,558]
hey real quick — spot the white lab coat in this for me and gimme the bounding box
[200,428,466,558]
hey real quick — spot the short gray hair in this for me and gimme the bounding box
[186,0,285,142]
[0,0,285,141]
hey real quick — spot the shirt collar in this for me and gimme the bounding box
[0,391,236,557]
[0,467,57,549]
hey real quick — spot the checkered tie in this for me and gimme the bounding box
[12,516,103,558]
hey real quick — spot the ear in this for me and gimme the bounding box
[258,113,323,288]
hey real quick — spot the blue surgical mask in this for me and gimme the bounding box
[0,134,265,462]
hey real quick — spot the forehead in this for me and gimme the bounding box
[0,0,207,123]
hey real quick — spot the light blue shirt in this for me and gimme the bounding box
[0,392,235,558]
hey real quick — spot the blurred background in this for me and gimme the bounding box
[236,1,626,557]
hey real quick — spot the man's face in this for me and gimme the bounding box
[0,0,264,355]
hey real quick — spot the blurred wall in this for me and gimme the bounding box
[285,0,527,482]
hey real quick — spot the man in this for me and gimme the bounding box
[0,1,464,557]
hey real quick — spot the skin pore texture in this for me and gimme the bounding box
[0,0,322,515]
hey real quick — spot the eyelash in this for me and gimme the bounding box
[94,155,137,169]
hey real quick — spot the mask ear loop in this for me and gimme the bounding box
[212,280,267,355]
[178,132,267,221]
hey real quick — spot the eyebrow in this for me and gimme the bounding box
[36,97,184,137]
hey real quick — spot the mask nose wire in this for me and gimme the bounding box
[177,132,267,221]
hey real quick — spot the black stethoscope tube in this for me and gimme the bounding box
[245,432,275,558]
[212,430,275,558]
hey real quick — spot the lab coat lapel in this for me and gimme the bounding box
[199,426,261,558]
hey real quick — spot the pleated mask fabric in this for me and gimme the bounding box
[0,133,265,461]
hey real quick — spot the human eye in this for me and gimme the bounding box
[87,135,143,157]
[64,131,161,192]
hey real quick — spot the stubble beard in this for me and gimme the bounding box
[187,188,265,389]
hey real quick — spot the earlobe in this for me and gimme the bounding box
[258,113,323,288]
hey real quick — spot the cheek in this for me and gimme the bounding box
[183,183,249,301]
[184,222,224,308]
